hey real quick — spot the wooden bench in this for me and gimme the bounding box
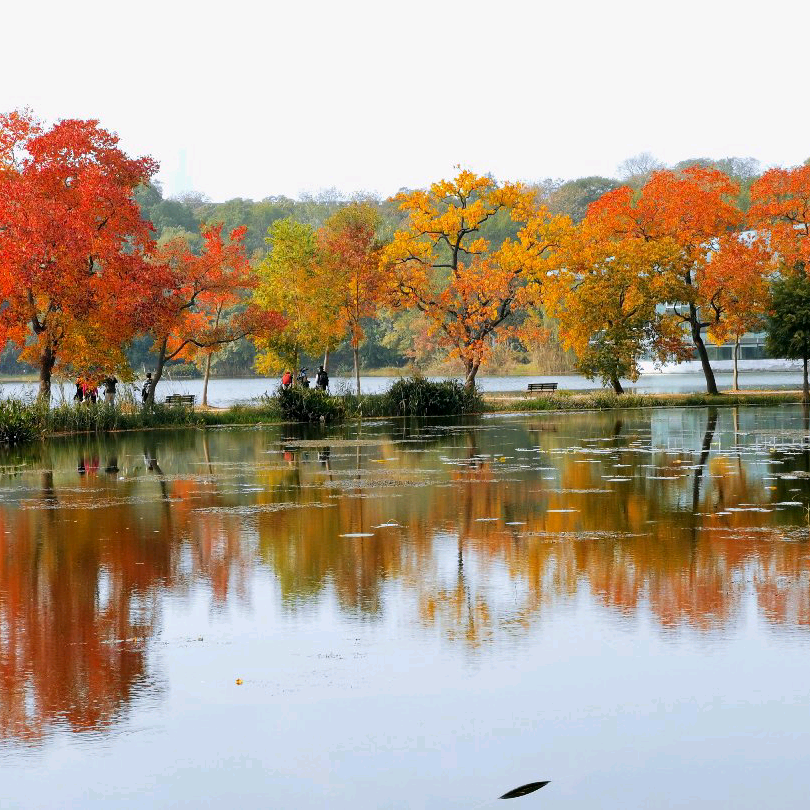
[527,382,558,393]
[164,394,196,406]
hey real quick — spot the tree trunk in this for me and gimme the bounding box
[353,343,361,396]
[464,360,480,391]
[733,338,740,391]
[38,344,55,405]
[202,306,221,408]
[692,407,718,513]
[148,337,168,406]
[202,352,212,407]
[610,374,624,395]
[689,306,718,395]
[803,352,809,406]
[323,348,330,374]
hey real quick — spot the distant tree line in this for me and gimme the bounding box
[2,107,810,401]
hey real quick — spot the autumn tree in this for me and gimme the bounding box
[382,170,570,389]
[253,218,342,376]
[317,203,386,394]
[704,234,772,390]
[547,219,688,393]
[145,224,270,405]
[0,110,158,401]
[749,164,810,271]
[590,168,746,395]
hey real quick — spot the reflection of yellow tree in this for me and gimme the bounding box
[2,411,810,745]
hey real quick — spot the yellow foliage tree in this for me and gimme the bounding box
[382,169,570,389]
[546,218,688,393]
[253,218,342,376]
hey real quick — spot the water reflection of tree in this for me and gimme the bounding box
[0,431,258,744]
[2,414,810,743]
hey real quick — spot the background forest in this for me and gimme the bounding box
[0,152,771,381]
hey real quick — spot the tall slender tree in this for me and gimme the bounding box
[317,203,386,395]
[703,234,772,390]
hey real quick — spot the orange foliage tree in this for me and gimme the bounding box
[749,164,810,271]
[703,234,772,389]
[0,110,158,401]
[317,203,386,395]
[382,170,570,389]
[145,224,279,405]
[590,168,748,394]
[546,217,689,393]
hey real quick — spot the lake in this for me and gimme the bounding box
[0,407,809,808]
[2,368,809,407]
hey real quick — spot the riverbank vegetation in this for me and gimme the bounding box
[3,108,810,404]
[3,381,809,444]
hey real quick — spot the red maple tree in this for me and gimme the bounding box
[0,110,159,400]
[145,224,282,404]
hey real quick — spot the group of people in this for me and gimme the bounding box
[72,373,155,405]
[280,366,329,391]
[74,376,118,404]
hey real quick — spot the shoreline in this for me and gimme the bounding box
[2,388,807,445]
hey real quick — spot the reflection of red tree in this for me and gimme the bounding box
[3,418,810,745]
[0,491,170,743]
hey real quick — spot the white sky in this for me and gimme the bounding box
[3,0,809,201]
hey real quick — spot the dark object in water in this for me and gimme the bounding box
[499,781,550,799]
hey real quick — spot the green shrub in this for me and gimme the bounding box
[0,398,45,444]
[383,376,482,416]
[277,387,347,422]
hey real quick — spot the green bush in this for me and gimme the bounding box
[383,376,482,416]
[0,398,45,444]
[277,386,347,422]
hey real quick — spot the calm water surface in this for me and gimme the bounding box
[0,407,809,808]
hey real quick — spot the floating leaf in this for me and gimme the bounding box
[499,780,550,799]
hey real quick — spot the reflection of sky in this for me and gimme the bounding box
[1,410,810,809]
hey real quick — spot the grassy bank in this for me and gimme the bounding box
[483,389,808,412]
[0,378,482,443]
[3,385,808,444]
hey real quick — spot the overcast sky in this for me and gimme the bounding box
[3,0,808,201]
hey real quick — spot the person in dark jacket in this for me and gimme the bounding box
[103,376,118,404]
[315,366,329,391]
[141,373,153,404]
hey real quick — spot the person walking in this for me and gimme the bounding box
[315,365,329,391]
[281,370,292,390]
[74,380,84,403]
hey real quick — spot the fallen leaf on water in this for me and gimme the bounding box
[499,781,550,799]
